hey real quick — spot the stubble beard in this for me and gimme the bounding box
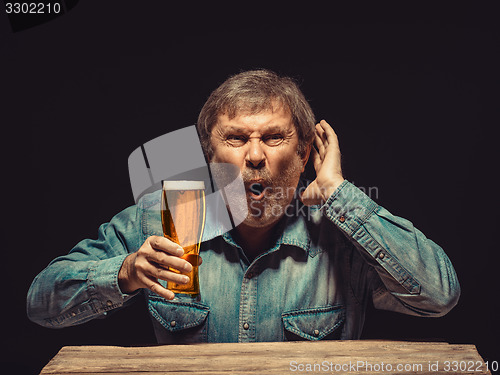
[241,155,303,228]
[209,153,304,229]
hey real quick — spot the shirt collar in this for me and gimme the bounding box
[276,206,311,252]
[202,194,322,256]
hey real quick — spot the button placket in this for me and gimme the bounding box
[238,267,258,342]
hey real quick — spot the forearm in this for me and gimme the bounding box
[323,180,460,316]
[27,253,136,328]
[26,206,142,328]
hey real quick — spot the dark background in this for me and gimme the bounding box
[1,2,499,374]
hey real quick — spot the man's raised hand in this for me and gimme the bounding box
[300,120,345,206]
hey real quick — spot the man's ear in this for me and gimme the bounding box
[300,144,312,173]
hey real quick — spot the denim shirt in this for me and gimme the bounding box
[27,181,460,343]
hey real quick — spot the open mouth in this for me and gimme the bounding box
[249,182,266,200]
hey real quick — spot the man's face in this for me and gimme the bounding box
[210,106,309,228]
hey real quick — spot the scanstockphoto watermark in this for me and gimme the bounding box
[289,359,496,373]
[289,360,424,373]
[247,182,379,219]
[346,182,379,200]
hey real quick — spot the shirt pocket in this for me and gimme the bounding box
[281,305,345,341]
[148,295,210,343]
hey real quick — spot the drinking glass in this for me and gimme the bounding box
[161,180,206,295]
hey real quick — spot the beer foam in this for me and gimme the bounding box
[162,180,205,190]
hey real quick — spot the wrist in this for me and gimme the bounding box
[320,177,345,202]
[118,253,138,294]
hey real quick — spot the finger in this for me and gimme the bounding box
[319,120,338,148]
[143,262,190,285]
[310,146,322,171]
[312,134,320,154]
[315,122,325,137]
[142,275,176,300]
[147,251,193,273]
[316,122,328,147]
[148,235,184,256]
[314,132,325,160]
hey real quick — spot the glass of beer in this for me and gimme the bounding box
[161,180,206,296]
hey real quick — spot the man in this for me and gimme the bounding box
[27,69,460,343]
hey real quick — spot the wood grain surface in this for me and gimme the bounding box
[40,340,491,374]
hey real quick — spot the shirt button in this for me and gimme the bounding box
[243,322,249,330]
[170,321,176,327]
[106,300,113,307]
[313,329,320,337]
[378,252,385,260]
[246,272,253,279]
[339,216,346,223]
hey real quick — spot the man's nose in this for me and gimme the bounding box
[245,138,265,169]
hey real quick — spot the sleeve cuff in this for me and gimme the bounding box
[87,254,139,312]
[322,180,379,235]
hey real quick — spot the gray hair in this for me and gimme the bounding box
[197,69,316,159]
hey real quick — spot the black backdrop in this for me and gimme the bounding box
[2,2,499,374]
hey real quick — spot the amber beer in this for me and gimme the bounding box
[161,180,206,295]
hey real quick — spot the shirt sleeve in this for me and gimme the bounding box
[26,204,143,328]
[322,180,460,317]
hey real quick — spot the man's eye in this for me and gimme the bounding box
[226,135,247,146]
[264,134,284,146]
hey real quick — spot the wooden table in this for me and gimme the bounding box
[40,340,491,374]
